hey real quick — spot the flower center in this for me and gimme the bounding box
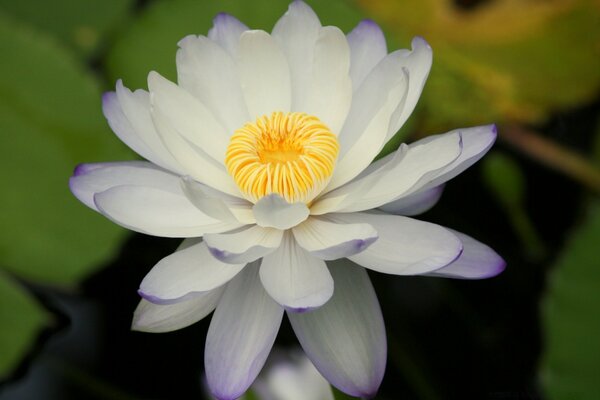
[225,111,339,204]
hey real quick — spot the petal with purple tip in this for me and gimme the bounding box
[205,262,284,400]
[288,260,386,398]
[204,225,283,264]
[208,12,248,57]
[347,19,387,90]
[379,184,445,216]
[424,229,506,279]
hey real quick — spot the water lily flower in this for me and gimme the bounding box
[69,1,505,399]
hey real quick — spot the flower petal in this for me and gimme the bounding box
[181,177,254,224]
[347,19,387,90]
[103,83,181,173]
[260,233,333,312]
[379,184,445,216]
[147,69,230,162]
[177,34,249,133]
[204,225,283,264]
[424,230,506,279]
[292,217,378,260]
[262,355,334,400]
[237,30,291,119]
[330,213,463,275]
[272,0,321,112]
[132,286,224,333]
[208,12,248,57]
[94,185,240,237]
[253,194,309,230]
[69,161,179,211]
[139,239,244,304]
[205,261,284,400]
[288,260,386,398]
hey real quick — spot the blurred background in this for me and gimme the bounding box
[0,0,599,399]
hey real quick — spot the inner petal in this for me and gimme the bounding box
[225,111,339,204]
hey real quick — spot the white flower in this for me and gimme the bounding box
[70,2,505,399]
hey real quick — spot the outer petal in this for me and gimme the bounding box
[260,233,333,312]
[237,30,291,119]
[208,12,248,57]
[379,184,445,216]
[288,260,386,398]
[103,83,181,173]
[253,194,309,230]
[177,35,249,133]
[424,230,506,279]
[69,161,179,211]
[206,262,284,400]
[347,20,387,90]
[272,0,321,112]
[292,217,378,260]
[94,185,240,237]
[331,213,463,275]
[204,225,283,264]
[139,240,244,304]
[132,286,224,333]
[261,355,334,400]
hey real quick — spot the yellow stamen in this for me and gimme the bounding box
[225,112,339,204]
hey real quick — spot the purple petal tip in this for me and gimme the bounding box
[73,163,91,176]
[491,124,498,135]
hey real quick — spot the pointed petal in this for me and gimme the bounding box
[69,161,179,211]
[347,20,387,90]
[330,213,463,275]
[208,12,248,57]
[253,194,309,230]
[132,286,224,333]
[94,185,240,237]
[260,233,333,312]
[237,30,291,119]
[206,262,284,400]
[292,217,378,260]
[379,184,445,216]
[425,230,506,279]
[177,35,249,132]
[288,260,386,398]
[139,240,245,304]
[204,225,283,264]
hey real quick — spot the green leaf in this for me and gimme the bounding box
[106,0,364,88]
[0,11,132,284]
[0,0,135,57]
[541,200,600,399]
[0,271,49,378]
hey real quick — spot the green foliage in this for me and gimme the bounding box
[0,272,48,377]
[541,200,600,399]
[0,0,135,57]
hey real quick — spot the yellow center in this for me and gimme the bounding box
[225,111,339,204]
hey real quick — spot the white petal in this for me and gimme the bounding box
[379,184,445,216]
[180,177,254,224]
[331,213,463,275]
[264,356,334,400]
[205,262,284,400]
[69,161,179,211]
[425,230,506,279]
[237,30,291,119]
[253,194,309,230]
[325,68,408,191]
[177,35,249,133]
[139,240,244,304]
[207,12,248,57]
[204,225,283,264]
[288,260,386,398]
[328,131,462,213]
[94,185,240,237]
[272,0,321,112]
[132,286,224,333]
[260,233,333,311]
[147,70,230,162]
[347,20,387,90]
[103,83,181,173]
[301,26,352,134]
[292,217,378,260]
[385,37,432,139]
